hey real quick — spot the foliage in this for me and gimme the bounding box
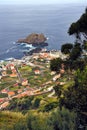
[0,108,77,130]
[83,40,87,51]
[0,111,25,130]
[12,121,27,130]
[42,102,58,112]
[54,85,62,97]
[0,93,8,98]
[49,107,77,130]
[26,108,77,130]
[64,59,85,71]
[59,66,87,112]
[50,58,63,71]
[68,8,87,41]
[26,112,54,130]
[69,43,82,60]
[33,98,41,108]
[7,96,34,111]
[61,43,73,54]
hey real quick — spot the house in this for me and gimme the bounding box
[33,89,41,94]
[13,83,19,87]
[7,64,15,70]
[60,69,65,74]
[10,64,15,70]
[21,63,27,67]
[60,82,66,85]
[1,89,8,94]
[53,74,61,81]
[8,91,15,97]
[10,73,17,78]
[33,55,39,60]
[12,69,17,73]
[17,93,27,98]
[0,101,9,109]
[40,53,49,59]
[50,71,56,75]
[0,98,5,103]
[34,70,40,75]
[22,79,28,86]
[24,90,34,96]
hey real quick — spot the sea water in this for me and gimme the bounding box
[0,3,86,60]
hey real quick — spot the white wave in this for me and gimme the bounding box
[20,43,26,45]
[4,57,15,61]
[47,37,49,40]
[0,60,4,63]
[19,49,30,52]
[20,43,34,48]
[25,44,33,48]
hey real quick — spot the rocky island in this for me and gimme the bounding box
[17,33,47,46]
[17,33,48,55]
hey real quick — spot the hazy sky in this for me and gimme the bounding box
[0,0,86,4]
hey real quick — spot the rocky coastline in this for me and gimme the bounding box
[17,33,48,56]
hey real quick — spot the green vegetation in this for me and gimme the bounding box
[0,93,8,98]
[0,108,77,130]
[0,111,26,130]
[7,95,58,113]
[50,58,63,72]
[61,43,73,54]
[68,8,87,41]
[7,96,34,112]
[59,66,87,112]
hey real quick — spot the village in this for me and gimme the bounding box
[0,50,67,110]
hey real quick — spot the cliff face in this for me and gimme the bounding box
[17,33,47,44]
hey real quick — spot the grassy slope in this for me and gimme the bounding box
[0,111,26,130]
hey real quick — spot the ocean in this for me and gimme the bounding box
[0,3,86,60]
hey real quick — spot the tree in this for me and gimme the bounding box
[8,96,34,111]
[50,58,63,72]
[83,40,87,51]
[59,66,87,112]
[61,43,73,54]
[33,98,41,108]
[43,102,58,112]
[49,107,77,130]
[54,85,62,98]
[68,8,87,41]
[13,121,27,130]
[26,112,53,130]
[69,42,82,60]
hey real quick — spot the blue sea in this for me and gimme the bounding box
[0,3,86,60]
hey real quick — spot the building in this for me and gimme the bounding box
[53,74,61,81]
[34,70,41,75]
[8,91,15,98]
[10,73,17,77]
[0,101,9,109]
[22,79,28,86]
[1,89,8,94]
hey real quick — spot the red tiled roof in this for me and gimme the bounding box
[1,101,9,108]
[8,91,15,96]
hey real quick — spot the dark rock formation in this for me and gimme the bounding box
[24,48,42,55]
[17,33,47,44]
